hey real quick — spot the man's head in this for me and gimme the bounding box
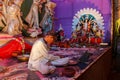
[44,32,56,45]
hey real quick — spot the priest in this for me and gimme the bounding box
[28,32,60,74]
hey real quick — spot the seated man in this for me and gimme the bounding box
[28,32,60,74]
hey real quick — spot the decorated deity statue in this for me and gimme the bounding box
[92,22,97,32]
[25,0,47,37]
[0,12,6,28]
[38,0,46,13]
[40,0,56,34]
[84,19,88,31]
[25,0,41,29]
[0,0,6,27]
[2,0,24,35]
[71,31,77,39]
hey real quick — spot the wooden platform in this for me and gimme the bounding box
[77,47,112,80]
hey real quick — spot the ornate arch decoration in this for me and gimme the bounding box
[72,8,104,43]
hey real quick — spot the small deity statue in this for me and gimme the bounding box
[2,0,24,35]
[58,24,65,41]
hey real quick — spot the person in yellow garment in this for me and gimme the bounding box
[28,32,60,74]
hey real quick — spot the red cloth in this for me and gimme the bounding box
[89,37,102,44]
[24,42,32,52]
[0,39,32,59]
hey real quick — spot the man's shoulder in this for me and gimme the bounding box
[34,38,43,43]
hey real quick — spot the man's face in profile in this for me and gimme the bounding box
[46,35,54,45]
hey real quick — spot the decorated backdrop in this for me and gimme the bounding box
[52,0,111,43]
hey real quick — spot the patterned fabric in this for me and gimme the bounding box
[0,62,28,80]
